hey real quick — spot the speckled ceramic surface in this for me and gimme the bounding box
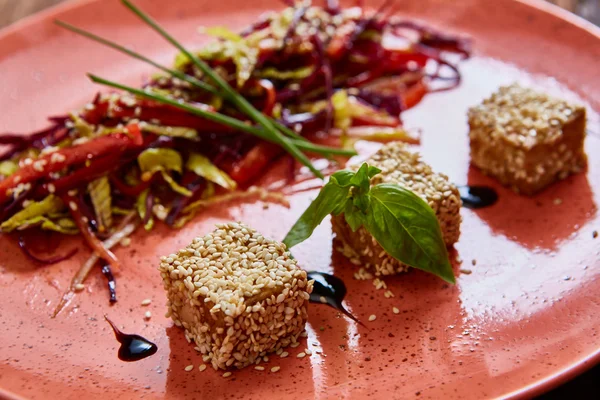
[1,0,599,399]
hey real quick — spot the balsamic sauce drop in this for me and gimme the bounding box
[306,271,364,326]
[105,316,158,362]
[457,185,498,209]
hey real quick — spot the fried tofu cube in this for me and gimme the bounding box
[468,84,587,195]
[158,222,313,370]
[332,143,462,276]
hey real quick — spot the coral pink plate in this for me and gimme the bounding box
[1,0,599,399]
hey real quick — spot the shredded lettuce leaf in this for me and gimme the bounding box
[136,189,154,231]
[0,195,67,233]
[140,123,199,140]
[70,113,95,137]
[138,148,183,174]
[88,176,112,232]
[258,66,315,81]
[0,160,18,177]
[186,153,237,190]
[201,26,244,42]
[345,126,419,143]
[332,90,353,131]
[176,27,258,88]
[112,207,134,216]
[138,148,192,197]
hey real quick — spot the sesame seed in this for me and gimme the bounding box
[141,299,152,306]
[184,365,194,372]
[392,307,400,314]
[270,366,280,373]
[280,352,289,358]
[144,311,152,319]
[199,364,207,372]
[297,352,306,358]
[305,349,312,356]
[319,296,327,304]
[593,231,598,239]
[74,284,85,292]
[553,198,562,205]
[290,342,300,348]
[254,366,265,371]
[67,189,78,196]
[120,237,132,247]
[472,259,477,266]
[368,314,376,322]
[47,183,56,194]
[222,372,232,378]
[460,269,472,275]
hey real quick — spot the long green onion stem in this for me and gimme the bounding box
[55,19,309,144]
[121,0,323,178]
[88,74,355,157]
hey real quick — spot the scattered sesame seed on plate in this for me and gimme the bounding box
[297,352,306,358]
[73,284,85,292]
[392,307,400,314]
[472,259,477,266]
[305,349,312,356]
[199,364,207,372]
[460,269,473,275]
[270,366,281,373]
[255,366,265,371]
[141,299,152,306]
[222,372,232,378]
[593,230,598,239]
[368,314,376,321]
[184,365,194,372]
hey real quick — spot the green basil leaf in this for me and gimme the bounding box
[282,181,351,249]
[343,200,364,232]
[364,183,454,283]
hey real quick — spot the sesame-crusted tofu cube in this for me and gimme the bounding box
[158,222,313,370]
[332,143,462,276]
[468,84,587,195]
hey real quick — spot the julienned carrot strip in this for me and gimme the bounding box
[61,193,123,273]
[0,125,143,204]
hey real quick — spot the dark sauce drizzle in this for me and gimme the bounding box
[101,264,117,303]
[457,185,498,209]
[306,271,364,326]
[105,316,157,362]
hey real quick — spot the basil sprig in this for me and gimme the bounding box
[283,163,455,283]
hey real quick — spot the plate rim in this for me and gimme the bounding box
[0,0,599,399]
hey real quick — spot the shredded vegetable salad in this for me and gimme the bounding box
[0,0,470,312]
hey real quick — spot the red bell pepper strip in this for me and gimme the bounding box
[401,80,428,110]
[0,124,143,205]
[256,79,276,117]
[61,193,122,272]
[226,141,284,185]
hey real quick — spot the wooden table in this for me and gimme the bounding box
[0,0,599,29]
[0,0,598,399]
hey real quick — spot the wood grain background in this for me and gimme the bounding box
[0,0,599,29]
